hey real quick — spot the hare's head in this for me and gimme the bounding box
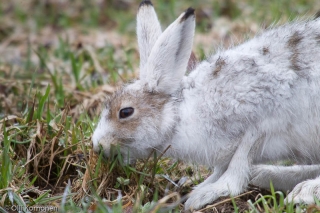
[92,0,195,163]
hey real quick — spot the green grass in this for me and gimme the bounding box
[1,0,320,212]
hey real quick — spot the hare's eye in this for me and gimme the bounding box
[119,107,134,119]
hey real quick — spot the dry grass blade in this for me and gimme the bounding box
[149,192,181,213]
[73,149,110,201]
[307,204,320,213]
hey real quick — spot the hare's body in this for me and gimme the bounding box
[176,22,320,166]
[92,0,320,210]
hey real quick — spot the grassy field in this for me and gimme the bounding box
[1,0,320,212]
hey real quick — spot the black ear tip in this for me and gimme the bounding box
[181,7,195,21]
[139,0,153,8]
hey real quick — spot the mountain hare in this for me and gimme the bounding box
[92,0,320,210]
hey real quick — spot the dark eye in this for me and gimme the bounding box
[119,107,134,119]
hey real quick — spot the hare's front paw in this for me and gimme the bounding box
[184,183,235,210]
[285,177,320,205]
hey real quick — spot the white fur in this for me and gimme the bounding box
[92,1,320,210]
[137,2,162,79]
[251,165,320,191]
[286,175,320,204]
[92,109,113,153]
[142,9,195,94]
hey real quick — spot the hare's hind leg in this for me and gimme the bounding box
[250,164,320,192]
[286,175,320,205]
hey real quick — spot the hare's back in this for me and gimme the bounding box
[187,18,320,140]
[200,18,320,114]
[192,18,320,161]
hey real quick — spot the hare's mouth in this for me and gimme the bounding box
[99,146,136,165]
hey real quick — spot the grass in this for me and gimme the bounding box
[1,0,320,212]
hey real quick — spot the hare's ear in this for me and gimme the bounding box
[137,0,162,79]
[144,8,195,94]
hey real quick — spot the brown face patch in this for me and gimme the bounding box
[212,56,226,77]
[105,85,170,139]
[106,88,124,122]
[142,90,170,111]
